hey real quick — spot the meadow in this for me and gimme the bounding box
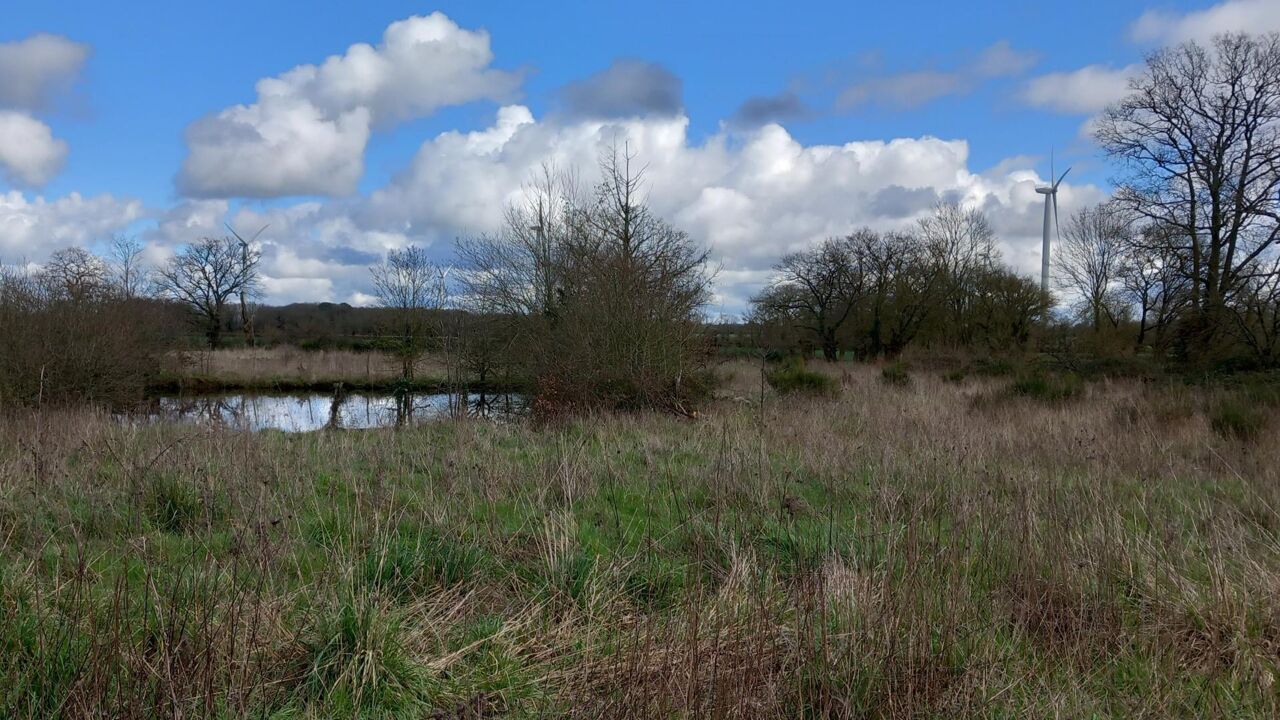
[1,360,1277,718]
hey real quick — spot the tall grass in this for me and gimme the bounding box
[1,365,1278,716]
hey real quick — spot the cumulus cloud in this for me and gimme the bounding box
[132,103,1107,309]
[728,91,812,129]
[0,33,90,112]
[1131,0,1280,45]
[559,59,683,119]
[838,41,1038,110]
[177,12,524,199]
[0,112,69,186]
[1021,64,1140,114]
[0,33,89,189]
[0,190,143,260]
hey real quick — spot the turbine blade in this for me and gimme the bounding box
[1053,166,1072,190]
[1053,193,1061,245]
[224,222,246,244]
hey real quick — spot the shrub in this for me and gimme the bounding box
[766,358,835,395]
[0,270,173,407]
[881,361,911,387]
[1209,396,1269,441]
[1011,372,1082,402]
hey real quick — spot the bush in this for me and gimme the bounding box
[766,358,835,395]
[881,361,911,387]
[1209,396,1269,441]
[0,268,173,407]
[1011,372,1082,402]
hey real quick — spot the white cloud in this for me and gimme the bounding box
[60,103,1102,311]
[0,112,69,186]
[354,106,1104,311]
[178,12,523,199]
[1132,0,1280,44]
[0,33,90,112]
[0,190,144,260]
[1021,64,1140,114]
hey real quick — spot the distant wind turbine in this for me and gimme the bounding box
[1035,154,1070,294]
[225,222,268,347]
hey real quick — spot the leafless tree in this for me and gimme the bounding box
[917,202,999,345]
[1055,204,1131,332]
[457,164,580,320]
[752,238,862,361]
[1095,33,1280,354]
[155,236,260,349]
[853,229,944,357]
[106,235,149,299]
[458,145,713,411]
[1118,225,1191,347]
[369,245,441,380]
[1229,255,1280,362]
[41,247,109,302]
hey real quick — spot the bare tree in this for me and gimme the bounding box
[456,164,579,319]
[1054,204,1130,332]
[458,146,713,411]
[1229,255,1280,362]
[752,238,862,361]
[853,229,945,357]
[106,235,149,299]
[918,202,999,345]
[155,236,260,349]
[369,245,441,380]
[41,247,109,302]
[1118,225,1190,347]
[1095,33,1280,354]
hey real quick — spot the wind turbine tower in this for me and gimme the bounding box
[1035,156,1070,294]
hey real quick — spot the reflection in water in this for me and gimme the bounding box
[141,391,526,432]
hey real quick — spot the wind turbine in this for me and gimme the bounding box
[1035,155,1070,294]
[225,222,268,347]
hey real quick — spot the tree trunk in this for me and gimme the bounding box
[821,334,838,362]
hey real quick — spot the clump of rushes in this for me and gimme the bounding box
[1209,394,1270,441]
[881,361,911,387]
[296,588,429,717]
[1010,371,1082,402]
[766,356,835,395]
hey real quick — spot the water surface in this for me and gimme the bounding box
[141,391,526,432]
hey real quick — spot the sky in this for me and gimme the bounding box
[3,0,1279,315]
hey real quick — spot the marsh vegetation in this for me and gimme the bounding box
[2,362,1278,717]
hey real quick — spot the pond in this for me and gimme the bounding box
[135,391,527,432]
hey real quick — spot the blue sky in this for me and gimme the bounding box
[2,0,1274,311]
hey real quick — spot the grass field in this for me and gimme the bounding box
[1,361,1277,717]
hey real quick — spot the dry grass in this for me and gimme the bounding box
[1,361,1278,717]
[166,347,450,387]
